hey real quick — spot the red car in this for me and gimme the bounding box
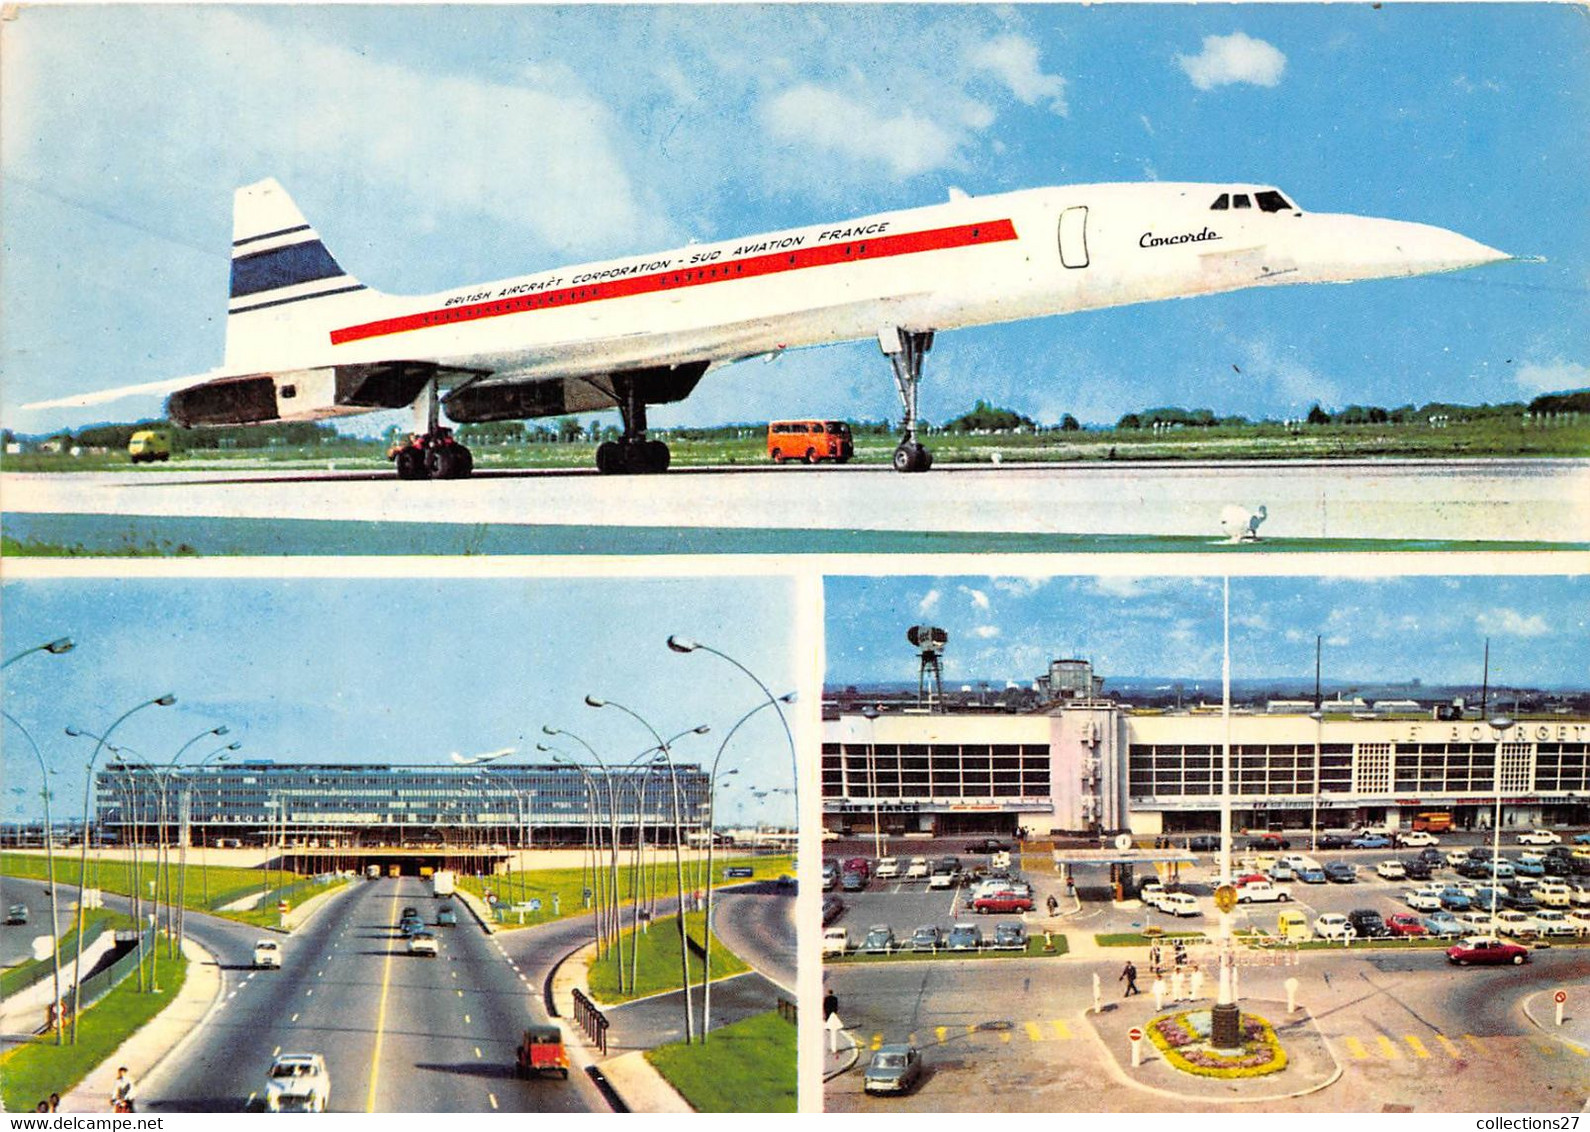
[1234,873,1270,887]
[1385,914,1428,937]
[1445,936,1529,966]
[843,857,871,880]
[972,892,1035,914]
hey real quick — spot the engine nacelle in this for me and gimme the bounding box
[167,363,439,426]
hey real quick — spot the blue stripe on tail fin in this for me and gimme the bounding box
[230,240,346,298]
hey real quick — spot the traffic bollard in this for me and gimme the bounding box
[1093,972,1103,1014]
[1286,976,1300,1013]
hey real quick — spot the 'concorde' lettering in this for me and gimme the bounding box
[1139,228,1222,248]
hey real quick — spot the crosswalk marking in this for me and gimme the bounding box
[1345,1036,1369,1060]
[1464,1033,1486,1052]
[870,1033,882,1051]
[1435,1034,1465,1059]
[1376,1035,1400,1060]
[1405,1035,1430,1059]
[935,1026,947,1044]
[1025,1022,1043,1042]
[1052,1020,1072,1040]
[1565,1040,1589,1058]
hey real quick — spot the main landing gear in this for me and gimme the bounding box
[881,327,935,472]
[594,376,671,475]
[390,377,474,479]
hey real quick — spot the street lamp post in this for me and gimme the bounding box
[547,753,606,960]
[63,693,176,1041]
[3,637,75,670]
[666,636,797,810]
[1210,579,1241,1052]
[3,711,66,1043]
[701,694,794,1042]
[586,695,700,1044]
[179,742,240,949]
[1490,715,1516,926]
[542,728,625,975]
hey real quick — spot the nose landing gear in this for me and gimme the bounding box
[881,327,936,472]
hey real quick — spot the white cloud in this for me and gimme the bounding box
[972,625,1001,639]
[762,85,961,179]
[918,589,942,615]
[1232,337,1340,411]
[993,577,1048,598]
[959,586,992,610]
[967,34,1068,115]
[1091,577,1148,599]
[1176,33,1287,92]
[1514,358,1590,395]
[1476,608,1550,638]
[1233,612,1270,631]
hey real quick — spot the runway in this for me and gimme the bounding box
[3,458,1587,555]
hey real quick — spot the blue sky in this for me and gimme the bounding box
[1,577,799,825]
[825,575,1590,692]
[2,4,1585,435]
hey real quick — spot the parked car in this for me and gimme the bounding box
[1376,860,1407,881]
[822,861,840,891]
[1575,833,1590,845]
[1324,862,1358,883]
[1417,847,1446,866]
[1535,882,1573,908]
[1158,893,1202,917]
[1494,910,1539,938]
[1297,866,1328,884]
[1532,909,1578,939]
[1422,911,1466,937]
[946,923,983,951]
[822,895,845,925]
[1518,830,1563,846]
[1351,834,1392,850]
[928,860,958,889]
[963,838,1011,855]
[1446,936,1529,966]
[1314,913,1356,940]
[1188,834,1221,852]
[860,925,895,953]
[994,922,1029,950]
[1512,858,1545,878]
[1439,887,1473,912]
[1235,881,1292,904]
[1316,834,1352,850]
[843,857,872,880]
[1386,913,1429,937]
[1404,889,1442,912]
[1401,860,1433,882]
[840,871,867,892]
[264,1053,330,1112]
[1566,910,1590,935]
[1246,833,1291,851]
[909,925,943,952]
[1269,861,1296,881]
[253,939,282,969]
[875,857,901,880]
[822,926,849,956]
[1347,909,1391,938]
[905,857,931,881]
[864,1044,924,1095]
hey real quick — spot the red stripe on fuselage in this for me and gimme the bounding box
[328,219,1018,346]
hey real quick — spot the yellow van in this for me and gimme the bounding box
[128,429,172,463]
[1278,908,1310,942]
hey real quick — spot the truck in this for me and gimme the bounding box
[365,865,381,879]
[431,869,455,897]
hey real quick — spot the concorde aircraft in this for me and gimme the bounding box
[27,179,1509,477]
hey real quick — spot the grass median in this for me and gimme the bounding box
[0,909,132,1000]
[456,852,793,932]
[645,1010,796,1113]
[587,910,748,1004]
[0,950,187,1113]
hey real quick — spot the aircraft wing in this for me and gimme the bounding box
[22,369,238,412]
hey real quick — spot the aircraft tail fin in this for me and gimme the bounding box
[225,179,374,368]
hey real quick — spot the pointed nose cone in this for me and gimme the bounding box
[1297,214,1511,284]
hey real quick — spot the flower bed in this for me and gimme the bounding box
[1147,1009,1288,1078]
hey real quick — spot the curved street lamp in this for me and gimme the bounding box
[585,695,703,1044]
[666,636,798,809]
[179,740,242,949]
[700,693,795,1042]
[544,750,607,962]
[63,693,175,1041]
[1489,715,1516,925]
[542,726,623,972]
[3,637,75,669]
[3,711,66,1043]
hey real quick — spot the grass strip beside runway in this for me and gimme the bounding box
[645,1010,796,1113]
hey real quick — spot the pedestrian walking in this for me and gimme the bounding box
[1173,939,1188,968]
[49,1094,60,1112]
[1149,942,1162,974]
[1046,893,1059,916]
[1120,960,1141,996]
[111,1067,136,1113]
[823,988,838,1021]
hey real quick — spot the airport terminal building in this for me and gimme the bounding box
[823,704,1590,838]
[94,760,711,848]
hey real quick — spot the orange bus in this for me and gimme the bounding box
[767,420,853,464]
[1412,811,1453,832]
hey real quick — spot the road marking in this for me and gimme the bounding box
[247,1092,256,1107]
[1000,1030,1011,1044]
[1376,1035,1400,1059]
[1565,1040,1589,1058]
[1405,1035,1430,1059]
[458,989,464,998]
[475,1047,483,1059]
[1025,1022,1043,1042]
[1537,1042,1561,1057]
[1463,1033,1486,1053]
[291,1013,299,1023]
[935,1026,947,1044]
[488,1094,498,1110]
[274,1045,281,1056]
[246,972,256,980]
[306,989,313,997]
[366,889,402,1114]
[907,1031,917,1046]
[1344,1036,1369,1060]
[1051,1020,1072,1040]
[228,991,237,1000]
[318,970,324,977]
[870,1033,882,1051]
[452,971,458,978]
[464,1014,471,1025]
[965,1024,976,1037]
[1435,1034,1465,1059]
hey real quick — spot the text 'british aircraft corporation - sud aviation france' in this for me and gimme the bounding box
[27,180,1510,478]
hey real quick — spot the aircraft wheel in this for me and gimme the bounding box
[645,440,671,473]
[427,446,459,480]
[595,441,621,475]
[892,443,931,473]
[454,446,474,477]
[394,447,426,480]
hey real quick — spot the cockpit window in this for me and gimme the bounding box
[1256,190,1295,213]
[1232,194,1252,209]
[1210,193,1230,211]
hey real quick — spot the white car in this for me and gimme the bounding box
[875,857,901,880]
[1376,860,1407,881]
[253,939,282,969]
[1532,910,1578,939]
[1565,910,1590,935]
[821,926,848,956]
[1458,908,1497,932]
[1517,830,1562,845]
[1445,848,1472,866]
[407,931,439,957]
[1404,889,1443,912]
[264,1053,330,1112]
[1314,913,1356,941]
[1397,831,1440,847]
[1158,892,1202,917]
[1235,881,1292,904]
[1494,910,1539,938]
[904,857,931,881]
[1138,881,1166,907]
[1570,884,1590,908]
